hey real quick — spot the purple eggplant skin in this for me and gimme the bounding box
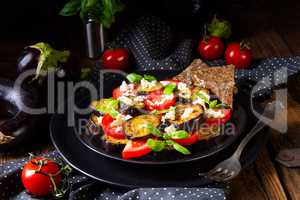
[119,102,143,117]
[16,47,40,74]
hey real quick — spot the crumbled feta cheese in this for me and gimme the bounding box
[118,96,133,105]
[140,79,157,90]
[181,107,194,119]
[110,114,123,127]
[120,81,129,92]
[164,124,176,134]
[96,116,103,125]
[161,109,176,122]
[205,109,225,118]
[192,98,206,107]
[133,96,146,102]
[178,82,191,99]
[122,115,132,121]
[114,126,123,132]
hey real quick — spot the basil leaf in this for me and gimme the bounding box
[147,139,165,152]
[165,140,191,155]
[196,92,209,104]
[101,0,124,28]
[147,124,163,137]
[126,73,143,83]
[164,84,176,95]
[215,103,230,109]
[59,0,81,16]
[209,100,218,109]
[172,141,191,155]
[151,106,176,115]
[163,130,189,139]
[96,98,119,118]
[143,75,156,81]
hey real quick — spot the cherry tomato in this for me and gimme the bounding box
[206,109,231,126]
[102,114,126,139]
[198,36,224,60]
[101,114,114,127]
[112,84,137,99]
[21,157,62,197]
[225,42,252,69]
[144,90,176,111]
[102,48,130,70]
[173,133,198,146]
[122,140,152,159]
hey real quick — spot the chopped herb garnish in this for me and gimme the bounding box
[163,130,189,140]
[163,84,176,95]
[196,92,210,104]
[209,100,218,109]
[143,74,156,81]
[147,139,165,152]
[146,124,163,137]
[126,73,143,83]
[166,140,191,155]
[151,106,176,115]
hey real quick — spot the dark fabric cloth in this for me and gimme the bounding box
[0,151,228,200]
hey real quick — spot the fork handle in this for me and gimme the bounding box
[233,119,266,159]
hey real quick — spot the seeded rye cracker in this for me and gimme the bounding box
[173,59,235,107]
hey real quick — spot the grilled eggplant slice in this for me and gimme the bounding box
[124,114,160,138]
[100,135,127,152]
[169,104,204,132]
[119,101,144,116]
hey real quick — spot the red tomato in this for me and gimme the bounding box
[198,36,224,60]
[112,87,122,99]
[102,48,130,70]
[225,42,252,69]
[101,114,114,127]
[173,133,198,146]
[144,90,176,111]
[206,109,232,126]
[122,140,152,159]
[21,157,62,197]
[102,114,126,139]
[112,84,136,99]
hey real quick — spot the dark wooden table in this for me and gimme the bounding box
[1,0,300,199]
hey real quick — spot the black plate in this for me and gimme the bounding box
[74,70,247,165]
[50,99,269,188]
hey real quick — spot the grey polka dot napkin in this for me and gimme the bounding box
[112,16,194,71]
[0,151,227,200]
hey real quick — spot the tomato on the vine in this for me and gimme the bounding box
[198,36,224,60]
[102,48,130,71]
[21,157,62,197]
[225,42,252,69]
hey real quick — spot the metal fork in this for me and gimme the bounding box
[199,103,275,182]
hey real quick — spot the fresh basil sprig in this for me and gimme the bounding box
[151,106,176,115]
[143,75,156,81]
[96,98,119,118]
[146,139,165,152]
[59,0,124,28]
[166,140,191,155]
[126,73,143,83]
[163,130,189,140]
[196,92,210,104]
[146,124,163,137]
[164,84,176,95]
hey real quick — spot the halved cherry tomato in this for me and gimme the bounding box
[112,84,137,99]
[112,87,122,99]
[122,140,152,159]
[173,133,198,146]
[206,109,231,126]
[144,89,176,111]
[104,126,126,139]
[101,114,126,139]
[101,114,114,127]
